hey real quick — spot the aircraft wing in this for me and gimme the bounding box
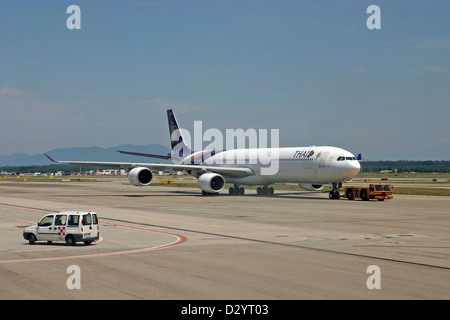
[45,154,255,179]
[116,150,172,160]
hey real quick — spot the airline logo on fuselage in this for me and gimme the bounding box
[293,150,315,158]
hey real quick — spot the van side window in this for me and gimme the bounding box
[83,214,92,225]
[55,215,67,226]
[92,214,98,225]
[68,215,80,226]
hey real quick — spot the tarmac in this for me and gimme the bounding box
[0,179,449,299]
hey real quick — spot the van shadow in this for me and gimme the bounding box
[22,242,98,247]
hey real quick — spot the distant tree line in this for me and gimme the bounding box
[361,160,450,173]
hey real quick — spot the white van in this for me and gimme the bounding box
[23,211,99,246]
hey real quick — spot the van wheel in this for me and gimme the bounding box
[28,234,36,245]
[65,235,76,246]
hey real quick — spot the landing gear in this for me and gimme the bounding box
[329,190,340,199]
[228,184,275,196]
[229,184,245,195]
[256,185,274,196]
[328,182,342,200]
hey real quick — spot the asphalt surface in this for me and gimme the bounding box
[0,179,449,299]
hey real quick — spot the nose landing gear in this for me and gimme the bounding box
[329,182,342,199]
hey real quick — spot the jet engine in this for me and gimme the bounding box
[198,172,225,194]
[298,183,324,191]
[128,167,153,186]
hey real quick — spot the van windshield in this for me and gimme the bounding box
[39,215,54,227]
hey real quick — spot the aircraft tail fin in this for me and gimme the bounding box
[167,109,192,163]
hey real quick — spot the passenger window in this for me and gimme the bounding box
[39,215,54,227]
[369,185,374,191]
[375,185,383,191]
[68,215,80,226]
[83,214,92,225]
[55,215,67,226]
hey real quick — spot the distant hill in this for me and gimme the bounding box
[0,144,171,166]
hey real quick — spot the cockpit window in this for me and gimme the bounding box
[337,156,356,161]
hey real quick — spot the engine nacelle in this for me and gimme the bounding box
[128,167,153,186]
[198,172,225,194]
[298,183,324,191]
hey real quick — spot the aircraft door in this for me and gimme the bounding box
[319,151,329,168]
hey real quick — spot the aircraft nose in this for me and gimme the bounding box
[346,159,361,176]
[352,159,361,169]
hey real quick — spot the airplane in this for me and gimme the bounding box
[45,109,361,199]
[96,169,111,175]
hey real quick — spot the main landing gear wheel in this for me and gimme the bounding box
[229,184,245,195]
[257,185,274,196]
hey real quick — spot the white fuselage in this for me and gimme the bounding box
[181,146,360,186]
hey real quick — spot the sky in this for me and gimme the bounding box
[1,0,449,160]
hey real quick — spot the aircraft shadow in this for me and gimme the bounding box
[122,190,331,201]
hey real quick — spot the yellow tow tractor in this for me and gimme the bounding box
[344,183,393,201]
